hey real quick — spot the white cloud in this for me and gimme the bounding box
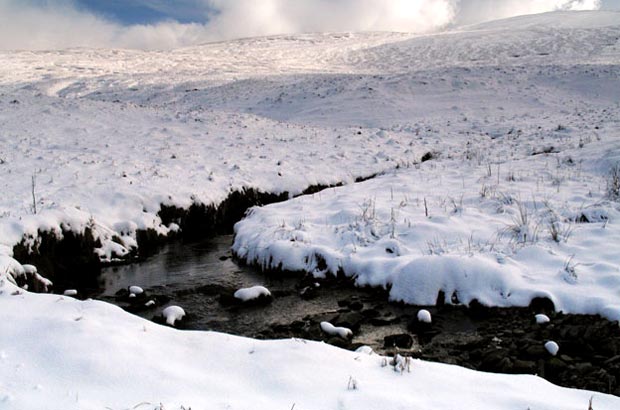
[203,0,457,37]
[0,0,602,50]
[455,0,602,24]
[0,0,213,50]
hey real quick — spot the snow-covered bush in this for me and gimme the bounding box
[390,354,412,374]
[504,200,537,244]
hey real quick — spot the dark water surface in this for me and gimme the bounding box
[98,235,264,297]
[96,235,416,347]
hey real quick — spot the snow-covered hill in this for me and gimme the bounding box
[1,10,620,410]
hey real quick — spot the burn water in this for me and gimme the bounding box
[90,235,620,396]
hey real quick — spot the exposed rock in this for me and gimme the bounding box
[361,308,380,318]
[384,334,414,349]
[349,301,364,311]
[513,360,536,374]
[529,297,555,314]
[334,312,365,332]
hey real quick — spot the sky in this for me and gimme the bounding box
[0,0,617,50]
[75,0,620,25]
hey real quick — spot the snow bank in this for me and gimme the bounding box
[233,119,620,320]
[1,276,617,410]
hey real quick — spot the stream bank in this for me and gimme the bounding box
[94,235,620,396]
[8,176,620,397]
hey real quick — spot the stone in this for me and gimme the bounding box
[598,339,618,356]
[408,313,433,333]
[327,337,350,349]
[218,292,238,306]
[481,348,508,371]
[384,334,414,349]
[361,309,380,318]
[334,312,365,332]
[524,344,547,359]
[421,152,434,162]
[290,320,305,331]
[299,286,318,300]
[435,290,446,307]
[604,355,620,365]
[513,360,536,374]
[529,297,555,314]
[349,301,364,311]
[574,362,593,372]
[468,299,490,319]
[544,357,568,378]
[370,317,393,326]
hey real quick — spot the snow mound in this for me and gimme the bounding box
[355,345,374,355]
[129,285,144,295]
[320,321,353,339]
[417,309,432,324]
[233,285,272,302]
[162,306,186,326]
[536,314,551,324]
[545,341,560,356]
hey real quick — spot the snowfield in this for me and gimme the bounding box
[1,10,620,409]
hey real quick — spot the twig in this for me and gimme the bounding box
[31,172,37,215]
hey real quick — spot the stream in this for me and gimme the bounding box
[95,235,417,349]
[90,234,620,396]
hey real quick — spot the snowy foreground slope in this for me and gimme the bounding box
[1,10,620,409]
[1,279,619,410]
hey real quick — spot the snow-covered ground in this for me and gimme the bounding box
[2,278,618,410]
[1,10,620,409]
[232,11,620,322]
[233,114,620,318]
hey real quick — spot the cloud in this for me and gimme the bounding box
[203,0,457,37]
[455,0,602,24]
[0,0,602,50]
[0,0,211,50]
